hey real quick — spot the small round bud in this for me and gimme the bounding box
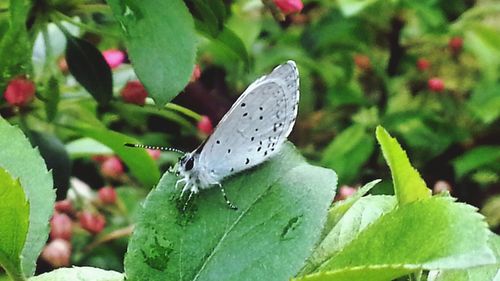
[102,49,125,69]
[98,186,117,205]
[79,211,106,235]
[273,0,304,15]
[41,239,71,268]
[3,78,35,107]
[197,115,214,135]
[50,213,72,240]
[120,80,148,106]
[428,77,445,92]
[100,156,124,179]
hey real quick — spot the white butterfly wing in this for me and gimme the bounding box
[197,61,299,181]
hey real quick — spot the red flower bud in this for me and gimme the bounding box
[448,36,463,54]
[273,0,304,15]
[428,77,445,92]
[416,58,430,72]
[3,78,35,107]
[353,54,371,71]
[102,49,125,69]
[54,200,73,214]
[120,80,148,106]
[98,186,117,205]
[197,115,214,135]
[50,213,72,241]
[147,149,161,160]
[79,211,106,235]
[91,155,109,163]
[190,64,201,82]
[41,239,71,268]
[100,156,124,179]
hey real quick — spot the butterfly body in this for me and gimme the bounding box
[176,61,300,203]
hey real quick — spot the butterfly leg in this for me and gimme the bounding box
[217,183,238,210]
[175,178,187,190]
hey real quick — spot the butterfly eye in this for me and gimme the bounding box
[184,157,195,171]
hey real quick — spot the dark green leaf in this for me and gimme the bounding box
[125,143,337,281]
[321,124,374,185]
[0,168,29,281]
[65,35,113,105]
[376,126,431,205]
[28,131,71,200]
[106,0,197,106]
[0,117,55,277]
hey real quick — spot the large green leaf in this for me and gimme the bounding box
[65,35,113,105]
[0,0,32,91]
[321,125,375,185]
[296,197,496,281]
[106,0,197,106]
[0,117,55,277]
[29,266,123,281]
[66,124,160,188]
[125,143,337,281]
[375,126,431,205]
[0,168,29,281]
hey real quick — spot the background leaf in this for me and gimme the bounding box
[65,35,113,105]
[375,126,431,205]
[0,167,29,281]
[321,124,375,185]
[125,143,337,281]
[0,117,55,277]
[106,0,197,106]
[29,266,123,281]
[66,123,160,188]
[452,146,500,178]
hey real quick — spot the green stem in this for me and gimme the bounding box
[74,4,112,14]
[52,11,121,38]
[165,103,202,121]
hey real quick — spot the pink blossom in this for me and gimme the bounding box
[273,0,303,15]
[102,49,125,69]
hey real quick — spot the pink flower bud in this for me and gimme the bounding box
[3,78,35,107]
[54,200,73,214]
[100,156,124,179]
[98,186,117,205]
[147,149,161,160]
[190,64,201,82]
[433,180,452,194]
[120,80,148,106]
[335,185,357,201]
[50,213,72,240]
[273,0,304,15]
[41,239,71,268]
[197,115,214,135]
[428,77,445,92]
[102,49,125,69]
[79,211,106,235]
[91,155,109,163]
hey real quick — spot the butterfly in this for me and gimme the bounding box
[127,60,300,210]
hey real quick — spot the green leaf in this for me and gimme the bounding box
[106,0,197,106]
[0,117,55,277]
[375,126,431,205]
[200,25,249,68]
[321,125,375,185]
[337,0,381,16]
[65,35,113,105]
[29,266,124,281]
[452,146,500,178]
[0,168,29,281]
[125,143,337,281]
[43,76,60,122]
[0,0,32,91]
[296,197,496,281]
[67,124,160,188]
[66,138,113,158]
[301,195,396,275]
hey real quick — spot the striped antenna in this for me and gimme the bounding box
[124,143,185,154]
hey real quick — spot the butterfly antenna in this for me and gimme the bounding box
[124,143,185,154]
[218,183,238,210]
